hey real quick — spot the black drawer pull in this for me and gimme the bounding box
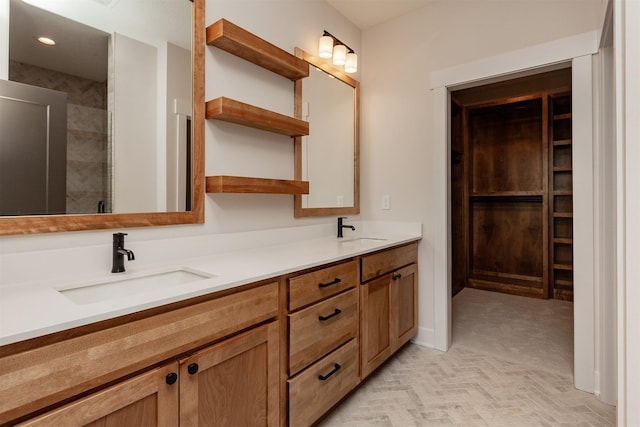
[318,363,341,381]
[318,278,341,288]
[187,363,199,375]
[318,308,342,321]
[392,273,402,281]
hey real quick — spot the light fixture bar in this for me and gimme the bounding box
[322,30,355,54]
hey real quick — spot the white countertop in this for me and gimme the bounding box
[0,230,420,346]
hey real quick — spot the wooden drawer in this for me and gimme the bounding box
[289,288,357,375]
[361,242,418,282]
[288,260,357,311]
[288,339,359,427]
[0,282,279,425]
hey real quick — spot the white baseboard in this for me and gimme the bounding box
[411,326,436,349]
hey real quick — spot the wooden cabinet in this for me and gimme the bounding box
[1,282,279,426]
[3,242,420,426]
[286,260,359,425]
[360,244,418,378]
[180,322,280,426]
[16,363,179,427]
[20,322,279,427]
[288,340,359,426]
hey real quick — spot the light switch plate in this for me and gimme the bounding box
[382,195,390,210]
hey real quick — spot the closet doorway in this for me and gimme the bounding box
[451,68,573,301]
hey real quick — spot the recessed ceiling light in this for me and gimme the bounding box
[37,36,56,46]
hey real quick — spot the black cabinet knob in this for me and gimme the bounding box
[187,363,199,375]
[165,372,178,385]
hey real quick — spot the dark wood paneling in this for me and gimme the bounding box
[451,99,466,297]
[469,98,544,193]
[469,199,544,288]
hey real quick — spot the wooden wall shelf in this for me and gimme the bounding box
[206,97,309,137]
[206,176,309,194]
[206,19,309,81]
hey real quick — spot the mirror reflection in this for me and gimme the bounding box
[301,66,354,208]
[294,48,359,217]
[1,0,192,216]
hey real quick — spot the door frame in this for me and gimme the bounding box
[430,30,600,393]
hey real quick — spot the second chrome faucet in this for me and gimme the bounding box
[112,232,135,273]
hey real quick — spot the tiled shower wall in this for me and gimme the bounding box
[9,61,109,214]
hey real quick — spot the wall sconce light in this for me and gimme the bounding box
[318,30,357,73]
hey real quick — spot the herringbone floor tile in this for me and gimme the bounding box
[318,289,616,427]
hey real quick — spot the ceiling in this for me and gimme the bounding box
[327,0,435,30]
[9,0,190,82]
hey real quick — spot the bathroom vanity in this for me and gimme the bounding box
[0,236,419,426]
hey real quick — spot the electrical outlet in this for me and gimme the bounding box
[382,195,390,210]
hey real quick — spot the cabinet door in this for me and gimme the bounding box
[18,363,179,427]
[360,275,392,379]
[391,263,418,348]
[360,263,418,379]
[179,322,279,427]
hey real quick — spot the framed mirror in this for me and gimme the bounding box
[0,0,204,235]
[293,48,359,217]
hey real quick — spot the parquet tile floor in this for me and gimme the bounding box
[318,288,616,426]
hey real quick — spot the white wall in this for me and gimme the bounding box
[359,0,605,348]
[615,0,640,423]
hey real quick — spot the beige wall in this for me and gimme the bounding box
[360,0,605,343]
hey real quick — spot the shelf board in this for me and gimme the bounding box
[553,238,574,244]
[470,190,544,197]
[553,139,572,146]
[553,113,572,120]
[554,279,574,287]
[206,176,309,194]
[553,165,572,172]
[553,190,573,195]
[553,212,574,218]
[554,263,574,271]
[206,19,309,81]
[206,97,309,137]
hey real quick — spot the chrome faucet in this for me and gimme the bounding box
[337,217,355,238]
[112,232,135,273]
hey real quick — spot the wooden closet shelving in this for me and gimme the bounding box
[205,19,310,195]
[464,95,548,299]
[549,93,574,300]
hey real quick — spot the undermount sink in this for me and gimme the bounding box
[339,237,387,244]
[59,269,214,305]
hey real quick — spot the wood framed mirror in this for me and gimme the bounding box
[0,0,204,235]
[293,48,359,217]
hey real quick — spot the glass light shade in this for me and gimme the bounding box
[318,36,334,59]
[344,52,358,73]
[333,44,347,66]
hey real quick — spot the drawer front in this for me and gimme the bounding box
[361,242,418,282]
[288,260,357,310]
[288,339,359,427]
[289,288,358,375]
[0,282,279,425]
